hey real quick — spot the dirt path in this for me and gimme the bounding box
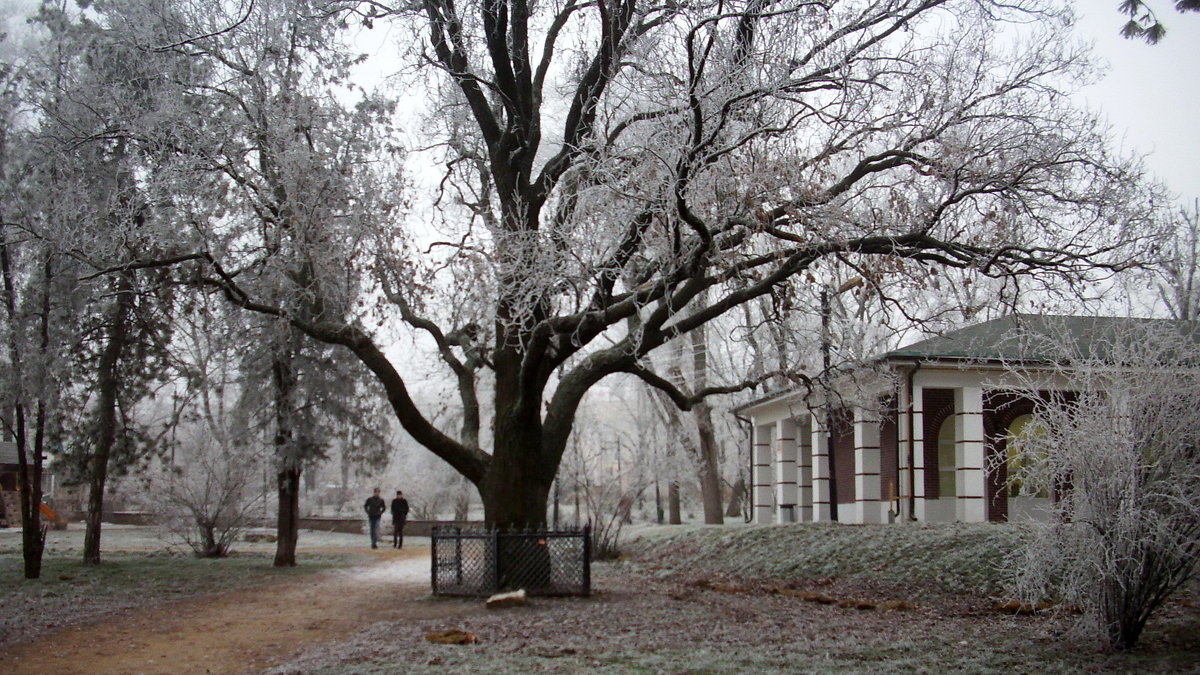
[5,546,456,674]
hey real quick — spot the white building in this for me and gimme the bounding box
[736,314,1197,525]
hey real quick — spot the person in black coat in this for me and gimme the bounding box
[364,488,386,549]
[390,490,410,548]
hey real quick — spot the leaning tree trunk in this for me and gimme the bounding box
[83,275,133,566]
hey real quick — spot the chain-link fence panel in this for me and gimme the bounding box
[431,526,591,597]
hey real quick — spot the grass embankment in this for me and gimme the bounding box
[624,521,1023,596]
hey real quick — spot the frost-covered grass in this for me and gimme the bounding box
[623,521,1024,596]
[268,522,1199,674]
[0,524,366,647]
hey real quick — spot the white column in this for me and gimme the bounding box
[753,424,775,523]
[798,418,813,522]
[810,412,833,522]
[955,386,986,522]
[853,407,883,524]
[896,381,913,522]
[910,386,928,522]
[775,419,799,523]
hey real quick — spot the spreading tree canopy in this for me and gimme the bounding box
[74,0,1161,529]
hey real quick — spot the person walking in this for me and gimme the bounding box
[390,490,409,548]
[364,488,386,549]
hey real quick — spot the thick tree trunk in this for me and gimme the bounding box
[274,466,301,567]
[687,321,725,525]
[481,349,557,530]
[693,401,725,525]
[478,440,554,530]
[272,350,301,568]
[83,276,132,566]
[481,387,558,590]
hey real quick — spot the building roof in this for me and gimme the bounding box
[881,314,1200,364]
[735,314,1200,414]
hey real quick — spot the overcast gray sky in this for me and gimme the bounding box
[1071,6,1200,204]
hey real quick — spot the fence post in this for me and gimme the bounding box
[430,526,439,595]
[454,526,462,586]
[582,523,591,597]
[490,528,501,594]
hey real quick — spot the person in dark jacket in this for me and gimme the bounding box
[364,488,386,549]
[390,490,410,548]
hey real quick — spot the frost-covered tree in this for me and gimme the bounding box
[21,1,189,566]
[0,224,79,580]
[1157,200,1200,321]
[0,58,62,580]
[177,0,1162,530]
[1004,321,1200,650]
[155,0,400,566]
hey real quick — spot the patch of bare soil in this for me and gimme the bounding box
[3,547,441,675]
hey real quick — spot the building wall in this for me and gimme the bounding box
[745,364,1077,525]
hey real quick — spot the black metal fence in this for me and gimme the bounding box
[431,525,591,597]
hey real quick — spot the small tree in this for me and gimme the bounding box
[1004,321,1200,650]
[153,439,266,558]
[1157,200,1200,321]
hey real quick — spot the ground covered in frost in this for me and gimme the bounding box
[0,524,369,647]
[4,522,1197,672]
[268,522,1200,674]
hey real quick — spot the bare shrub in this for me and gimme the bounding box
[563,424,648,560]
[152,442,266,558]
[1003,320,1200,650]
[586,481,645,561]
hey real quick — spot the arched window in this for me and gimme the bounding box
[1006,413,1049,498]
[938,416,956,498]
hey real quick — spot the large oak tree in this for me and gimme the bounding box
[125,0,1160,529]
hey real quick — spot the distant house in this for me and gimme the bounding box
[1,439,18,491]
[736,314,1199,525]
[1,439,20,527]
[0,438,59,527]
